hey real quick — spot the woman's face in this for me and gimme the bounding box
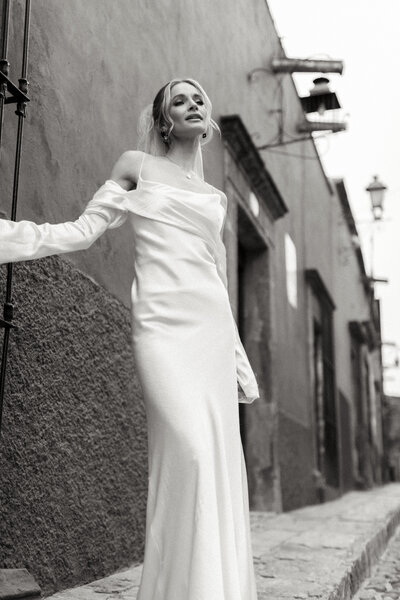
[167,81,208,140]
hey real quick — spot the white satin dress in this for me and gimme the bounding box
[0,155,260,600]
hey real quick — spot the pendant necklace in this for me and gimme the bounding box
[166,155,196,179]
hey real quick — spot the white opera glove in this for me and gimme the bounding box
[0,182,128,265]
[214,232,260,404]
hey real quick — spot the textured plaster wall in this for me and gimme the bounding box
[278,411,318,511]
[331,184,372,489]
[331,189,370,401]
[333,184,385,487]
[0,257,148,596]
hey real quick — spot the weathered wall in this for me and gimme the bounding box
[332,190,370,401]
[383,395,400,480]
[0,257,148,596]
[278,412,319,510]
[223,147,282,511]
[330,181,383,489]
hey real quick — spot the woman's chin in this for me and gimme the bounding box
[175,128,206,142]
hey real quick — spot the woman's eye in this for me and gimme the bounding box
[172,98,203,106]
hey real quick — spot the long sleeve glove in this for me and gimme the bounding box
[215,199,260,404]
[0,182,128,265]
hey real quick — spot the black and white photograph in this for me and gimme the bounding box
[1,1,400,599]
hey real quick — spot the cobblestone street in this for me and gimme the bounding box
[41,485,400,600]
[354,523,400,600]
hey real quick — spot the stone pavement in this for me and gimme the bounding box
[45,483,400,600]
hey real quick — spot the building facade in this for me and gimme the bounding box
[0,0,384,594]
[383,395,400,481]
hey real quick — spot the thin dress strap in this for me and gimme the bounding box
[138,152,146,183]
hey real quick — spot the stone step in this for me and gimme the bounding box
[0,569,41,600]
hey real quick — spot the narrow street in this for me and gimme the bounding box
[43,484,400,600]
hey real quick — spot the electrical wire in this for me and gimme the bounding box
[262,138,331,160]
[249,54,339,161]
[262,147,322,160]
[261,132,331,160]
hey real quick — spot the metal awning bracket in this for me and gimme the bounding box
[0,72,30,104]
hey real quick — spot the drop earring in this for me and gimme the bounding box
[160,129,169,144]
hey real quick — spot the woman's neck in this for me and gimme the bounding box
[166,138,200,173]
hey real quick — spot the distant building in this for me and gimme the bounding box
[382,396,400,480]
[331,179,384,491]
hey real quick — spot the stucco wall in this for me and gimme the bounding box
[331,183,385,488]
[0,257,147,595]
[332,192,370,401]
[278,411,318,510]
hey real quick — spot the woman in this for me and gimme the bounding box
[0,78,260,599]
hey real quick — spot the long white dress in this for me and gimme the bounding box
[0,160,260,600]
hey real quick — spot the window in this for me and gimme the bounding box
[285,233,297,309]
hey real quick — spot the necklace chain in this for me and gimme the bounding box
[166,155,196,179]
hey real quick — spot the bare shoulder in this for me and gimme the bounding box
[110,150,145,191]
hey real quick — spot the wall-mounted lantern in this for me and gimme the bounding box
[298,77,346,133]
[300,77,340,115]
[360,175,389,286]
[366,175,387,221]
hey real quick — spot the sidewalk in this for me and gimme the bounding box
[45,483,400,600]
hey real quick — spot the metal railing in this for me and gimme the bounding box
[0,0,31,435]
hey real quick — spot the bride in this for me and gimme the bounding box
[0,78,260,600]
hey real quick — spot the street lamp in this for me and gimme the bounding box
[362,175,388,282]
[366,175,387,221]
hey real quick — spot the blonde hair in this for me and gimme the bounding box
[137,78,220,156]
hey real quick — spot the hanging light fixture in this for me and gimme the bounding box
[300,77,341,115]
[297,76,346,133]
[366,175,387,221]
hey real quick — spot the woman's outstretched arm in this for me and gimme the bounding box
[0,209,121,265]
[0,151,144,266]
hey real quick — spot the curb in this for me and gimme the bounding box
[330,504,400,600]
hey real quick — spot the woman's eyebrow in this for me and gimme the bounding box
[171,92,203,101]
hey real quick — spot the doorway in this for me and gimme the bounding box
[238,239,249,448]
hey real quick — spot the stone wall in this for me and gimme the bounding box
[0,257,148,595]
